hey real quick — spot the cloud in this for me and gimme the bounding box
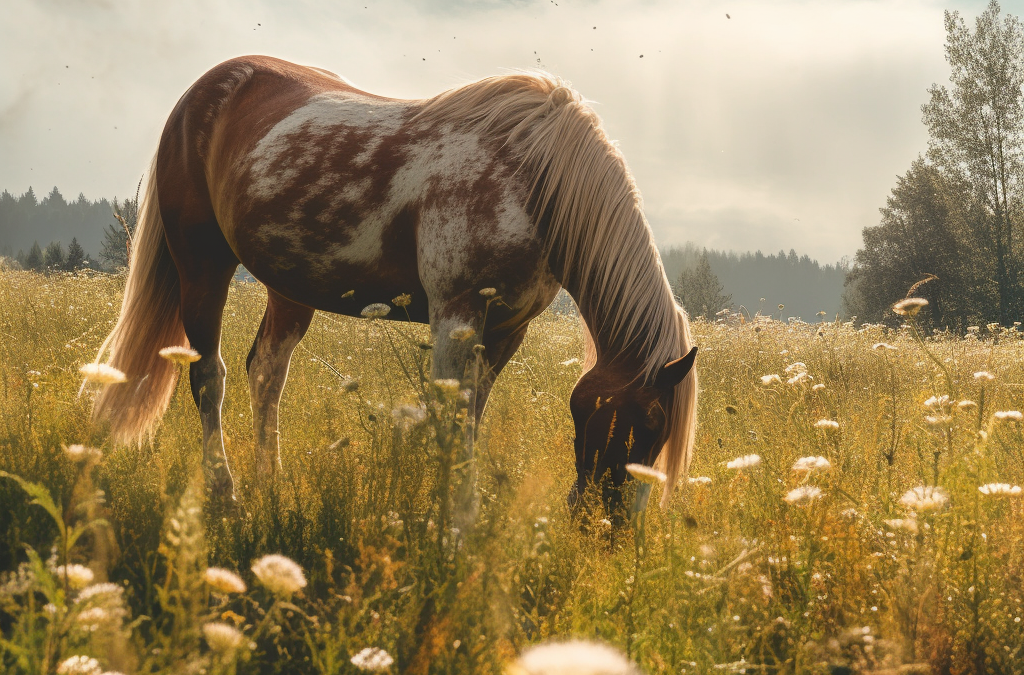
[0,0,971,261]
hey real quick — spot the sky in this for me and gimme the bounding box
[1,0,1020,264]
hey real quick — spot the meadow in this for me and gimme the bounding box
[1,269,1023,675]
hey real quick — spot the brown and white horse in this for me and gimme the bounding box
[90,56,697,514]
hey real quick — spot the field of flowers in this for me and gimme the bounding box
[1,269,1023,674]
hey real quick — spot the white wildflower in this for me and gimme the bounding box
[924,395,951,410]
[784,362,807,374]
[787,372,812,386]
[56,655,101,675]
[392,293,412,307]
[872,342,897,351]
[203,622,244,652]
[478,287,497,297]
[924,415,953,429]
[900,486,949,513]
[433,378,462,395]
[204,567,246,594]
[813,419,839,431]
[978,483,1022,496]
[811,383,826,391]
[515,640,640,675]
[688,476,712,485]
[57,564,94,589]
[625,463,667,484]
[791,456,830,473]
[360,303,391,319]
[392,404,427,430]
[560,357,580,367]
[892,297,928,317]
[994,410,1023,422]
[350,647,395,672]
[75,583,122,605]
[726,454,761,470]
[884,518,918,534]
[158,346,201,365]
[448,324,475,341]
[79,363,126,384]
[76,607,110,630]
[957,400,977,411]
[974,371,996,382]
[784,485,822,506]
[251,554,306,597]
[760,374,782,385]
[64,444,102,463]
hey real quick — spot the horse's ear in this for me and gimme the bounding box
[655,347,697,390]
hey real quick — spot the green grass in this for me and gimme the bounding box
[1,270,1023,674]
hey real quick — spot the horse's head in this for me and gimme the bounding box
[567,347,697,518]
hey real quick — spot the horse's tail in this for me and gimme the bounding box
[90,155,187,443]
[656,309,698,508]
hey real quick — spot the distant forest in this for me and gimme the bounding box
[662,244,848,321]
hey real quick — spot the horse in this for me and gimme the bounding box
[89,55,698,515]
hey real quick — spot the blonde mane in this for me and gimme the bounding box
[416,72,697,506]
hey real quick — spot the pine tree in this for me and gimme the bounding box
[675,252,732,319]
[43,241,65,272]
[24,241,43,271]
[65,237,85,271]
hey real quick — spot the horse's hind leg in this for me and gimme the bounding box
[246,289,314,478]
[178,262,238,502]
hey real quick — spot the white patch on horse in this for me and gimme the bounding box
[247,93,405,200]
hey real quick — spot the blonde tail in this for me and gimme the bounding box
[90,156,187,442]
[656,309,698,508]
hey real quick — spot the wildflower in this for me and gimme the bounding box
[726,454,761,470]
[56,655,101,675]
[515,640,640,675]
[688,476,712,485]
[392,293,412,307]
[350,647,395,672]
[924,395,951,410]
[811,383,825,391]
[360,303,391,319]
[924,415,953,429]
[885,518,918,534]
[625,463,667,484]
[75,583,122,604]
[341,289,355,298]
[76,607,110,630]
[978,483,1022,496]
[813,419,839,431]
[79,363,126,384]
[957,400,977,411]
[204,567,246,594]
[892,297,928,317]
[784,362,807,374]
[251,554,306,597]
[203,622,244,652]
[158,346,201,365]
[994,410,1023,422]
[57,564,94,589]
[433,378,462,395]
[974,371,996,382]
[449,324,475,341]
[792,456,830,473]
[479,287,497,297]
[872,342,897,351]
[392,404,427,431]
[65,444,102,463]
[784,485,822,506]
[900,486,948,513]
[561,357,580,367]
[787,372,812,386]
[760,374,782,385]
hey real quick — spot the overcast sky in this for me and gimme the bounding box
[2,0,1020,263]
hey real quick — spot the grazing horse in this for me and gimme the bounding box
[90,56,698,513]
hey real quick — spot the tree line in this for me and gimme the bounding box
[845,1,1024,329]
[0,186,138,273]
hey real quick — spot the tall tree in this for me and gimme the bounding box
[43,241,65,272]
[675,251,732,319]
[844,159,990,327]
[99,195,139,270]
[922,0,1024,324]
[23,241,43,272]
[65,238,85,271]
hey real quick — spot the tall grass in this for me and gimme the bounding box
[1,270,1023,674]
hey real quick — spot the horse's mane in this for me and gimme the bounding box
[416,72,697,505]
